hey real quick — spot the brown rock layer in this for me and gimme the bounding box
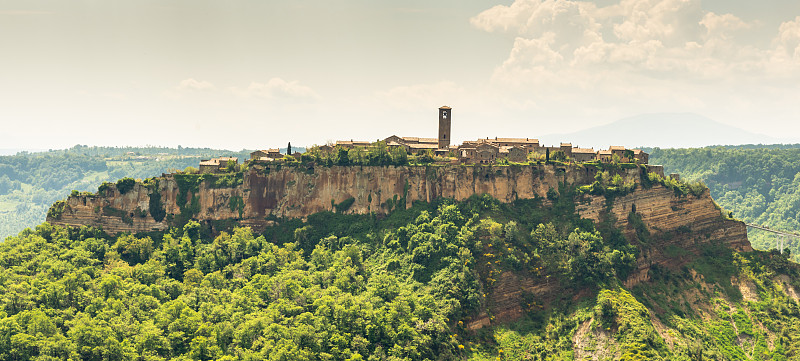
[468,185,751,330]
[47,164,750,330]
[50,164,646,234]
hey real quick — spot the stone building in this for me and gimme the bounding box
[571,148,596,162]
[250,149,283,160]
[475,143,500,164]
[199,157,238,173]
[507,146,528,162]
[335,140,371,149]
[250,150,268,160]
[609,146,626,160]
[597,150,613,162]
[632,149,649,164]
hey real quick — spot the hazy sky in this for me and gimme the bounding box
[2,0,800,150]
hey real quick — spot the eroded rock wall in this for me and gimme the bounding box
[468,185,751,329]
[47,163,751,330]
[50,164,632,234]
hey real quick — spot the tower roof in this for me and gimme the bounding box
[439,106,451,110]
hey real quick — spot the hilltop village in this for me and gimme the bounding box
[197,106,649,172]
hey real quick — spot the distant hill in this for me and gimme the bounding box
[540,113,787,149]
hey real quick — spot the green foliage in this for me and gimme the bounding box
[578,170,636,197]
[595,288,670,360]
[103,206,133,225]
[148,180,166,223]
[116,177,137,194]
[7,179,800,360]
[0,145,253,239]
[648,145,800,261]
[173,174,205,222]
[228,195,244,218]
[628,210,651,244]
[46,200,67,220]
[334,197,356,213]
[206,172,243,189]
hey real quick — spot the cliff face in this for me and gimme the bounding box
[50,164,640,234]
[47,163,751,329]
[470,186,751,329]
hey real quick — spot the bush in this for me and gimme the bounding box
[116,177,136,194]
[335,197,356,213]
[47,200,67,220]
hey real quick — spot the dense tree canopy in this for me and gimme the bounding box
[649,145,800,261]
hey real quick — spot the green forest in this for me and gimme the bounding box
[0,146,264,239]
[2,144,800,359]
[648,145,800,262]
[2,182,800,359]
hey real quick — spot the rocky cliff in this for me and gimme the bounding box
[48,164,658,234]
[470,185,751,329]
[46,163,752,329]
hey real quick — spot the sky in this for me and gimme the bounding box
[1,0,799,151]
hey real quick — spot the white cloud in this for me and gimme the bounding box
[469,0,800,135]
[701,12,750,35]
[177,78,216,91]
[229,78,318,101]
[777,16,800,61]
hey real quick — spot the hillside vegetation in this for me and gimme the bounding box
[0,146,255,239]
[648,145,800,262]
[2,185,800,360]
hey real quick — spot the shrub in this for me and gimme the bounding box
[335,197,356,213]
[47,200,67,220]
[116,177,136,194]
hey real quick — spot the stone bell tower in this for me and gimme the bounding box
[438,106,451,149]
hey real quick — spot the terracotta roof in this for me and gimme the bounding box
[560,143,572,147]
[408,143,438,149]
[217,157,238,162]
[489,138,539,143]
[267,148,280,153]
[598,150,612,155]
[609,146,625,151]
[199,160,218,166]
[572,148,596,154]
[632,149,644,154]
[336,140,370,146]
[401,137,438,144]
[439,106,452,110]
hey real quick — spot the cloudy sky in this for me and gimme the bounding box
[1,0,799,150]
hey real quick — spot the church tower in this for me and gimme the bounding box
[438,106,451,149]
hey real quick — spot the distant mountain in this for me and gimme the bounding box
[540,113,787,149]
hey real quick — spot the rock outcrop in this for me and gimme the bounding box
[49,164,655,234]
[47,163,751,329]
[466,186,751,329]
